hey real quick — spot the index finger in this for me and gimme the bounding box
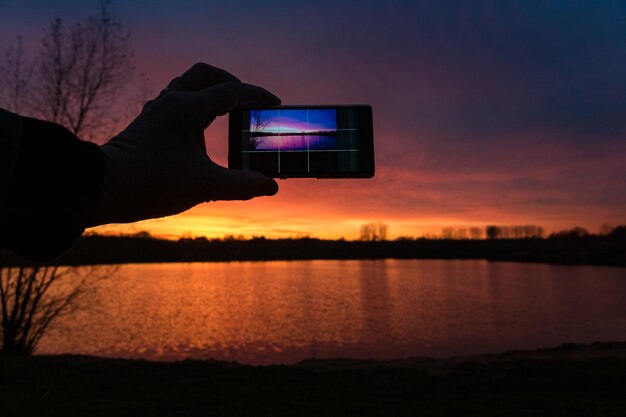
[195,82,281,117]
[167,63,239,91]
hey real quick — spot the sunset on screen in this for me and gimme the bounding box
[250,109,336,134]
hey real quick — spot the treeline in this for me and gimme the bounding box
[36,225,625,267]
[431,225,616,240]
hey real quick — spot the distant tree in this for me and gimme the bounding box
[456,228,468,239]
[522,225,544,238]
[222,234,245,241]
[484,225,544,239]
[570,227,589,237]
[0,1,136,142]
[441,227,455,239]
[131,231,152,239]
[599,223,614,236]
[469,227,483,239]
[550,227,590,239]
[486,225,501,239]
[607,225,626,240]
[360,223,388,241]
[438,227,475,239]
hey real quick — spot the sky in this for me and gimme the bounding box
[250,109,337,133]
[1,0,625,239]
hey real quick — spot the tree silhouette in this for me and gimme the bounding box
[469,227,483,239]
[485,225,543,239]
[360,223,388,241]
[441,227,455,239]
[486,225,501,240]
[599,223,614,236]
[251,110,271,132]
[0,1,135,142]
[550,227,590,239]
[0,257,111,355]
[249,110,273,150]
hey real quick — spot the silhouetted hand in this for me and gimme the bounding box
[89,63,280,226]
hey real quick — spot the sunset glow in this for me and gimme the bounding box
[1,1,625,240]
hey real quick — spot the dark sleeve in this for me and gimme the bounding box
[0,111,104,262]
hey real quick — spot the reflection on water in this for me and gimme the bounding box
[256,134,336,151]
[39,260,626,365]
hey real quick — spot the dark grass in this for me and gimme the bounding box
[2,342,626,416]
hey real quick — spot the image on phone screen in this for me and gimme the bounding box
[241,107,367,176]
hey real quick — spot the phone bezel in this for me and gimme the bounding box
[228,105,374,179]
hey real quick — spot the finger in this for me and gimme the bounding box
[166,63,240,91]
[205,163,279,201]
[195,82,281,118]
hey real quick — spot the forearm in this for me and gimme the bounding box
[0,109,104,262]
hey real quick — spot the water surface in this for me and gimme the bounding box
[40,260,626,364]
[256,134,336,150]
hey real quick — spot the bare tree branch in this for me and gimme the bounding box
[0,259,114,355]
[0,37,34,113]
[1,1,136,143]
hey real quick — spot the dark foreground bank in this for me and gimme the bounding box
[2,342,626,416]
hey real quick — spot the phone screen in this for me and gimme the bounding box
[229,105,374,178]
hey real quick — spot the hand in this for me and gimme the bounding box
[89,63,280,226]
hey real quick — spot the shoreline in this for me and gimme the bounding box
[45,234,626,267]
[3,233,624,267]
[3,341,626,416]
[31,340,626,368]
[51,256,626,268]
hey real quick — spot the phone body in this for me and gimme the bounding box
[228,105,374,179]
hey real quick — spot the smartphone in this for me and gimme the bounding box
[228,105,374,178]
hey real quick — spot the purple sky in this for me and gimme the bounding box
[1,0,625,238]
[250,109,336,133]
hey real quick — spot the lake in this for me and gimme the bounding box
[255,134,336,151]
[39,260,626,365]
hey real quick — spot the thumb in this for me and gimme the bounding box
[204,163,279,201]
